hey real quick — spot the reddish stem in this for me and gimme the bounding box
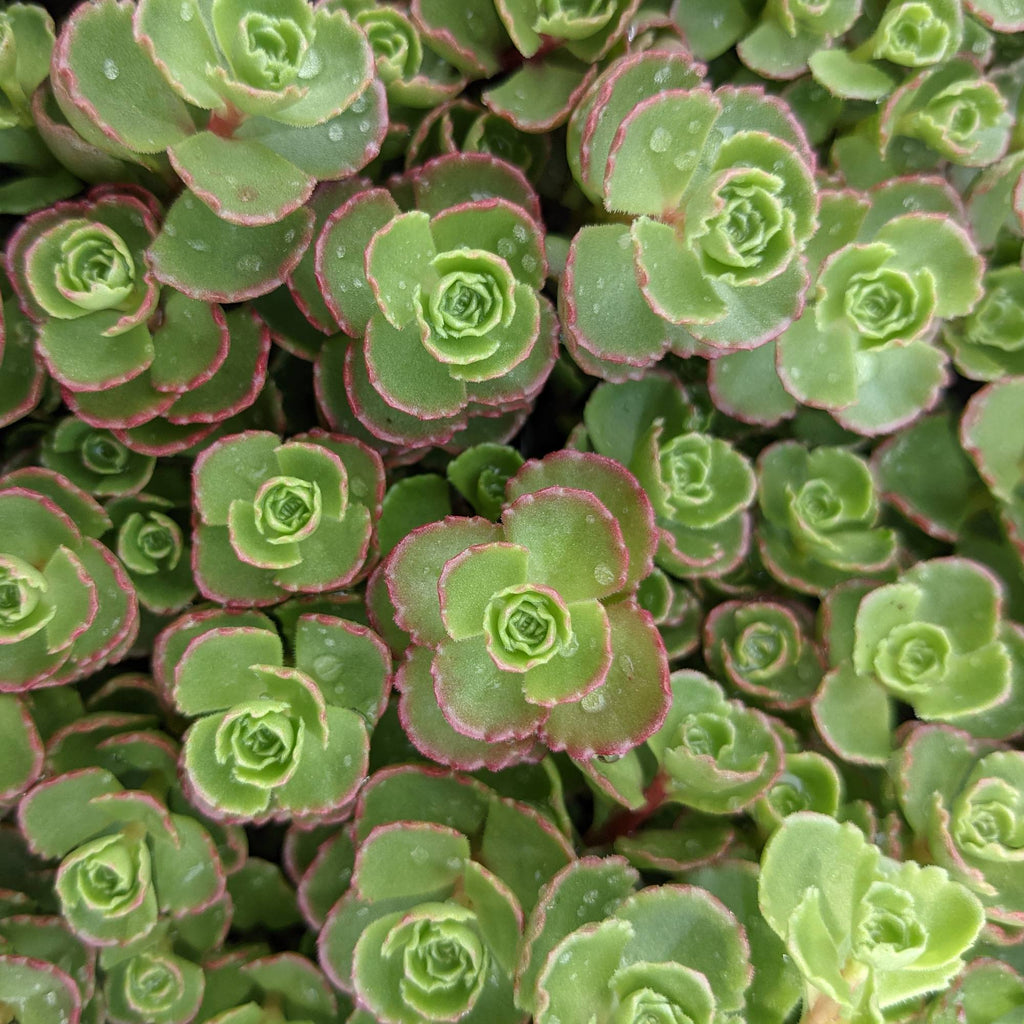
[585,770,670,847]
[206,104,244,138]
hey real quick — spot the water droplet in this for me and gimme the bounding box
[335,244,347,259]
[103,58,119,80]
[593,564,615,586]
[284,229,295,243]
[237,254,262,274]
[186,238,208,252]
[580,688,606,712]
[583,888,598,904]
[521,254,537,273]
[410,846,428,864]
[351,93,368,114]
[342,754,353,767]
[328,122,345,142]
[179,0,193,19]
[654,67,670,85]
[358,120,371,133]
[313,654,341,681]
[557,951,572,965]
[512,224,528,242]
[618,653,635,676]
[496,237,515,257]
[397,280,407,290]
[298,49,323,80]
[649,127,671,153]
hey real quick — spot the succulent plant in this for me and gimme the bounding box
[760,812,985,1023]
[160,608,390,822]
[191,429,384,606]
[385,450,669,767]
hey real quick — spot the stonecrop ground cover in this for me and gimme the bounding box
[0,0,1023,1021]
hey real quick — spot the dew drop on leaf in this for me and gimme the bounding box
[649,127,672,153]
[103,58,119,80]
[179,1,193,20]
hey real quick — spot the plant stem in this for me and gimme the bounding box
[585,770,669,846]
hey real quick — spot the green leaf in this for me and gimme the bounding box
[168,132,314,226]
[355,822,470,901]
[174,626,284,714]
[605,90,718,216]
[56,0,193,153]
[149,191,313,302]
[813,665,893,765]
[365,211,436,328]
[631,218,726,326]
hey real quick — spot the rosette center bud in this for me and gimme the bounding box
[874,622,950,693]
[970,285,1024,352]
[660,434,713,511]
[878,2,951,64]
[71,833,150,915]
[484,584,573,670]
[240,10,309,89]
[215,700,303,788]
[55,222,135,313]
[81,430,131,474]
[121,511,183,574]
[679,711,734,758]
[736,623,788,676]
[356,9,420,81]
[418,249,516,364]
[793,478,843,529]
[701,171,784,272]
[254,476,322,543]
[125,954,179,1010]
[843,267,920,342]
[0,554,47,629]
[953,778,1024,861]
[387,912,488,1020]
[611,987,696,1024]
[854,882,927,968]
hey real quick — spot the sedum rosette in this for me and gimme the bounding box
[562,49,818,378]
[895,724,1024,940]
[7,186,272,448]
[383,451,669,768]
[814,558,1022,766]
[316,184,556,448]
[17,767,224,947]
[0,467,137,691]
[160,608,390,823]
[52,0,384,226]
[318,764,573,1024]
[583,375,757,578]
[759,812,985,1024]
[517,857,751,1024]
[191,429,384,606]
[756,441,899,594]
[776,180,984,435]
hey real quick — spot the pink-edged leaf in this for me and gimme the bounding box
[483,53,597,133]
[149,191,314,303]
[396,646,542,770]
[502,487,629,602]
[363,313,467,419]
[411,152,541,221]
[168,132,315,226]
[53,0,193,154]
[343,341,468,447]
[386,516,501,646]
[540,602,670,759]
[316,187,400,336]
[433,635,544,741]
